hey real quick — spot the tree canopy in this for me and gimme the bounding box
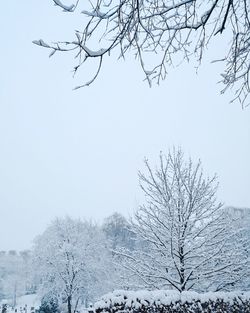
[118,149,248,292]
[33,217,114,313]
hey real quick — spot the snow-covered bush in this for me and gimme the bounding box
[94,290,250,313]
[38,295,59,313]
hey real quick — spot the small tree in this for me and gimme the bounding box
[38,294,60,313]
[34,0,250,106]
[120,148,246,292]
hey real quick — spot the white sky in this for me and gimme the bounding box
[0,1,249,250]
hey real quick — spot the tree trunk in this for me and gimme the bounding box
[67,296,72,313]
[13,282,17,307]
[180,246,185,291]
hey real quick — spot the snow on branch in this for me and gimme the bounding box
[34,0,250,106]
[53,0,75,12]
[32,39,51,48]
[112,148,249,292]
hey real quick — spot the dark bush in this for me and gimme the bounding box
[94,290,250,313]
[38,295,60,313]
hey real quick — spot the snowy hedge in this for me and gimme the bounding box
[94,290,250,313]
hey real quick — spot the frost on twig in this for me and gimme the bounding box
[32,39,51,48]
[113,148,249,292]
[34,0,250,106]
[53,0,75,12]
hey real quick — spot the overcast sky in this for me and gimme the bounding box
[0,1,249,251]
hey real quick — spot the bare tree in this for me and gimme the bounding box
[117,148,247,292]
[34,0,249,106]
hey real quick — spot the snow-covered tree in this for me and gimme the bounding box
[33,217,114,313]
[102,213,136,251]
[0,250,33,304]
[34,0,250,106]
[102,213,143,290]
[119,148,247,292]
[225,207,250,290]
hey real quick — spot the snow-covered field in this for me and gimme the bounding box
[1,294,40,313]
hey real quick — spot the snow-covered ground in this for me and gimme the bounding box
[1,294,40,313]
